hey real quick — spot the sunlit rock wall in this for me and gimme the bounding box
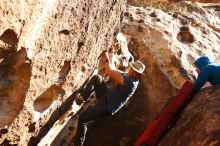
[127,0,220,7]
[81,4,220,146]
[0,0,126,145]
[123,5,220,89]
[121,5,220,146]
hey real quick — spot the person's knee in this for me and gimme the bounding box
[78,114,85,123]
[78,112,89,124]
[91,74,102,83]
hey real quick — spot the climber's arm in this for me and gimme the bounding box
[193,68,210,93]
[105,52,124,85]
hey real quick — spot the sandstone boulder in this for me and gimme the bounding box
[160,85,220,146]
[0,0,126,145]
[80,4,220,146]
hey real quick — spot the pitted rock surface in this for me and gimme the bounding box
[0,0,126,145]
[0,1,220,146]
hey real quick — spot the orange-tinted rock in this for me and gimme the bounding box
[0,0,126,145]
[0,1,219,146]
[83,4,220,146]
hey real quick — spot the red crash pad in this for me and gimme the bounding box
[135,81,194,146]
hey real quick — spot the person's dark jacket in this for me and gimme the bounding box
[194,56,220,93]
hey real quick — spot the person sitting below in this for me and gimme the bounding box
[193,55,220,94]
[70,51,145,146]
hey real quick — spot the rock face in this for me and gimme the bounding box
[83,33,177,146]
[160,85,220,146]
[0,0,126,145]
[128,0,220,7]
[123,5,220,89]
[191,0,220,2]
[0,1,220,146]
[77,3,220,146]
[121,4,220,146]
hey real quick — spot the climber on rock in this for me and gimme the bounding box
[70,51,145,146]
[193,55,220,94]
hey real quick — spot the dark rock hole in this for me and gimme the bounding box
[59,29,70,35]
